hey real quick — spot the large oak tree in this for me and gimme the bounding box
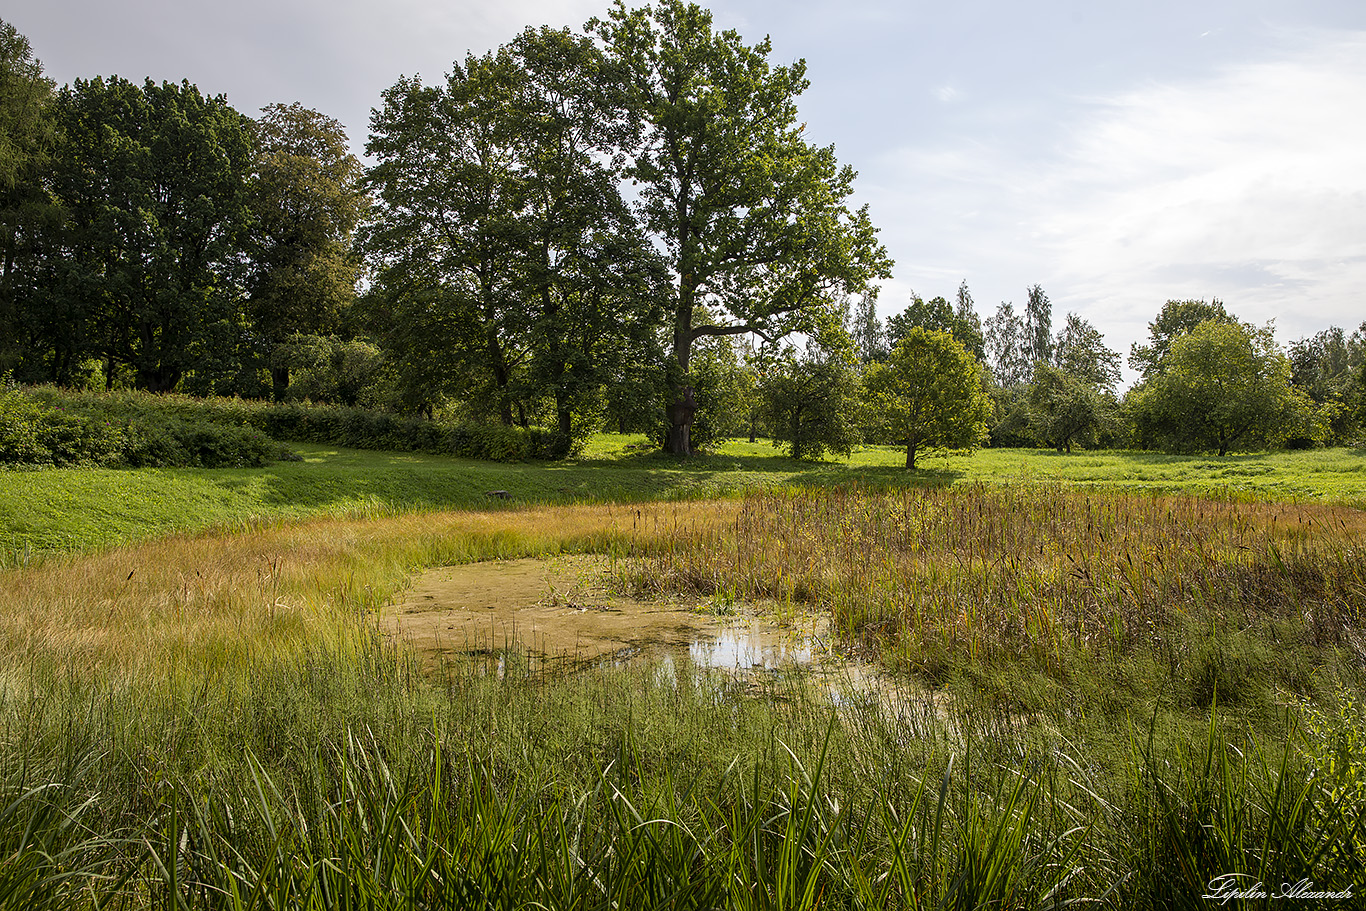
[51,77,253,392]
[364,28,660,438]
[593,0,890,454]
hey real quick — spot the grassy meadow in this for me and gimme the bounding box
[4,435,1365,558]
[2,439,1365,907]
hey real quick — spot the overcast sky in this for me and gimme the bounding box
[8,0,1365,383]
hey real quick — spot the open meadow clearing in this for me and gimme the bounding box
[1,443,1365,907]
[5,437,1365,556]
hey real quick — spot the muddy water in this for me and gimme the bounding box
[382,555,831,674]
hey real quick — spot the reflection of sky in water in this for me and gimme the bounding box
[688,625,813,669]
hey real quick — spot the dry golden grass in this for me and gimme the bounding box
[0,500,735,689]
[5,486,1364,699]
[622,485,1366,678]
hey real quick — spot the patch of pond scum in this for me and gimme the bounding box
[382,555,831,676]
[383,556,948,729]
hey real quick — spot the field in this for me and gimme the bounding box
[2,440,1365,908]
[4,436,1365,557]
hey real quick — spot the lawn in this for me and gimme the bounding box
[4,435,1364,558]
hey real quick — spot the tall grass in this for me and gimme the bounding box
[623,486,1366,707]
[2,641,1361,908]
[1,485,1364,906]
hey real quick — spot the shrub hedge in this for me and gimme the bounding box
[2,387,573,468]
[0,389,284,468]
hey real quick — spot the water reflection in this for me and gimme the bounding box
[688,624,815,669]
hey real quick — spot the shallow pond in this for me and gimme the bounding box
[382,555,831,674]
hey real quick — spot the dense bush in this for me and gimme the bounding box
[0,388,284,468]
[9,387,575,465]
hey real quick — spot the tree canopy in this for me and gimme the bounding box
[761,346,860,460]
[593,0,891,453]
[1129,298,1236,380]
[886,292,984,362]
[864,328,991,469]
[50,77,254,392]
[1052,312,1121,391]
[1129,320,1314,455]
[248,102,366,400]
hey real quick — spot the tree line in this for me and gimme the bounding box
[2,7,1362,461]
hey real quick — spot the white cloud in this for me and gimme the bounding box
[1041,28,1366,339]
[874,27,1366,364]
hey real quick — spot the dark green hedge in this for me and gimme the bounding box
[0,390,285,468]
[5,388,573,467]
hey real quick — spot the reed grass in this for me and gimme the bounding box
[1,484,1364,906]
[623,486,1366,713]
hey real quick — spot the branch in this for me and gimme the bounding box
[690,323,776,344]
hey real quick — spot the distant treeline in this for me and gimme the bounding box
[1,10,1361,463]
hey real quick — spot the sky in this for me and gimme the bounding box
[8,0,1365,385]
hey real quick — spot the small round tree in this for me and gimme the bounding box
[864,328,992,469]
[1128,320,1316,455]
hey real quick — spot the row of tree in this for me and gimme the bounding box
[2,8,1361,459]
[0,4,887,455]
[761,292,1364,463]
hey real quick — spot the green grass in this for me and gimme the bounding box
[5,435,1364,558]
[4,453,1366,906]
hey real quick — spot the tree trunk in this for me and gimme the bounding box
[665,383,695,454]
[666,389,695,455]
[905,441,917,469]
[556,394,573,438]
[271,366,290,402]
[138,364,182,393]
[665,259,696,455]
[487,338,513,425]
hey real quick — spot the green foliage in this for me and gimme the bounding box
[685,331,752,448]
[1027,362,1116,453]
[984,300,1031,388]
[275,334,389,407]
[1129,320,1320,455]
[0,20,58,383]
[593,0,891,453]
[1052,311,1122,391]
[864,328,992,468]
[0,386,281,468]
[248,102,366,401]
[364,28,658,442]
[10,386,574,469]
[885,292,984,361]
[1023,282,1052,366]
[1288,323,1366,444]
[760,348,861,460]
[1129,297,1236,380]
[49,76,255,393]
[1299,686,1366,865]
[849,290,886,367]
[0,21,53,192]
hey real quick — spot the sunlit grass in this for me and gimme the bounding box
[6,436,1363,559]
[4,456,1366,905]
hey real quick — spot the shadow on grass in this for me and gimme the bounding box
[785,464,965,490]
